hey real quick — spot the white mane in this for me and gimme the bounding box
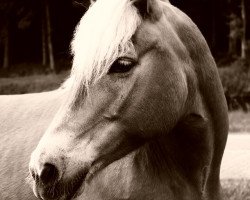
[69,0,141,89]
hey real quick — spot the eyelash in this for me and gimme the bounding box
[118,59,132,66]
[108,57,137,74]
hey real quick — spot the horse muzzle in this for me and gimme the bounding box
[29,159,88,200]
[30,166,87,200]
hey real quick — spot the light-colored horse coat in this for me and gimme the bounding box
[0,0,228,200]
[0,90,64,199]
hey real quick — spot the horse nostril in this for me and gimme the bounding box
[39,163,59,186]
[31,170,35,179]
[30,168,38,181]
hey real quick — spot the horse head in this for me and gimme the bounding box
[29,0,228,199]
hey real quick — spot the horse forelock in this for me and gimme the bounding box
[69,0,141,91]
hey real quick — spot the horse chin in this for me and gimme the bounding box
[30,171,87,200]
[66,161,107,199]
[66,176,86,200]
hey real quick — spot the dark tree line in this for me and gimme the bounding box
[0,0,249,71]
[0,0,86,71]
[175,0,249,59]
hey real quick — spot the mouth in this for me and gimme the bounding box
[65,172,87,200]
[30,171,88,200]
[67,162,105,199]
[28,160,107,200]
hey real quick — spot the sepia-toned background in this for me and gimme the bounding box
[0,0,250,199]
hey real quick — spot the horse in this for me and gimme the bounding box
[0,0,228,199]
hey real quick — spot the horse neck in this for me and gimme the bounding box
[135,135,183,180]
[133,116,210,193]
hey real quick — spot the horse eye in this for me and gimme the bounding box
[108,58,137,74]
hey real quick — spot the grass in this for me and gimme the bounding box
[222,179,250,200]
[229,111,250,133]
[0,71,68,94]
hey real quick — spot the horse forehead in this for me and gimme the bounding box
[134,19,189,65]
[134,21,163,49]
[135,8,185,48]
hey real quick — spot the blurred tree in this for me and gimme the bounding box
[241,0,247,59]
[228,13,242,57]
[0,0,15,69]
[0,0,34,69]
[0,0,56,71]
[1,17,10,69]
[42,6,46,66]
[42,0,55,71]
[211,0,216,50]
[228,0,248,59]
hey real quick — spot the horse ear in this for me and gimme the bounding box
[133,0,163,21]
